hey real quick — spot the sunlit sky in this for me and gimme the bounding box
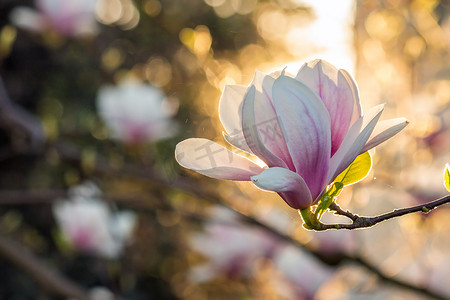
[282,0,356,75]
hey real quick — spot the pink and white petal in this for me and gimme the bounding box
[250,71,294,169]
[223,132,252,154]
[252,70,275,94]
[339,69,363,124]
[272,75,331,199]
[218,84,253,154]
[361,118,409,153]
[219,84,248,135]
[242,86,288,169]
[251,168,313,209]
[175,138,264,181]
[327,104,384,182]
[296,60,356,156]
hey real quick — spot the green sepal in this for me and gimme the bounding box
[299,208,314,229]
[302,223,313,230]
[334,151,372,186]
[314,182,344,220]
[315,195,332,220]
[444,164,450,193]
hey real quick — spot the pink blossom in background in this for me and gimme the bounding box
[274,245,333,300]
[97,80,178,145]
[10,0,98,37]
[188,206,281,282]
[427,258,450,297]
[53,182,137,258]
[189,206,336,298]
[176,60,408,209]
[88,287,115,300]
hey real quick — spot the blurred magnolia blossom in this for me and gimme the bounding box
[97,80,178,145]
[53,182,137,258]
[427,256,450,297]
[274,245,333,299]
[88,287,115,300]
[188,206,281,282]
[176,59,408,210]
[189,206,335,298]
[10,0,98,37]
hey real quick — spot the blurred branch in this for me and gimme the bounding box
[49,141,229,204]
[308,196,450,231]
[0,235,88,299]
[0,77,46,151]
[0,190,67,204]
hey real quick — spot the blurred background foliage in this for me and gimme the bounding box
[0,0,449,299]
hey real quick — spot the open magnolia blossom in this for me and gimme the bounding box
[97,80,178,145]
[10,0,98,37]
[53,182,137,258]
[176,59,408,209]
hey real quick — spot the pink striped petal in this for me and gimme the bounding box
[296,60,359,156]
[218,72,293,167]
[327,104,384,183]
[175,138,264,181]
[223,131,252,154]
[250,71,294,170]
[339,69,363,123]
[251,167,313,209]
[272,75,331,199]
[361,118,409,153]
[219,84,248,137]
[219,84,253,153]
[242,86,288,168]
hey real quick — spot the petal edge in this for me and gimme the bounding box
[175,138,263,181]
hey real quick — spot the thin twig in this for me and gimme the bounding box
[328,202,358,221]
[316,196,450,230]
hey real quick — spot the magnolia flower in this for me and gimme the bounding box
[97,80,178,145]
[10,0,98,37]
[53,182,137,258]
[176,60,408,209]
[189,206,280,282]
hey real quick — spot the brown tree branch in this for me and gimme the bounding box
[312,196,450,231]
[328,202,358,221]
